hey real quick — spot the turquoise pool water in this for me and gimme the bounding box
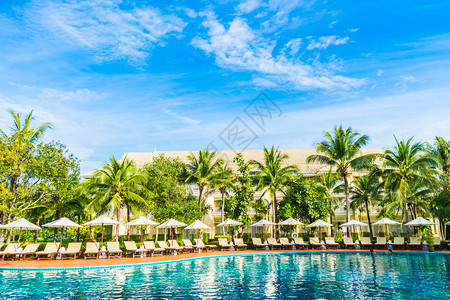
[0,252,448,299]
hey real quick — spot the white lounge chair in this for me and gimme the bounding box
[36,243,58,261]
[107,242,122,258]
[124,241,148,258]
[84,242,100,259]
[143,241,164,256]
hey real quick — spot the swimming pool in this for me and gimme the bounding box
[0,252,448,299]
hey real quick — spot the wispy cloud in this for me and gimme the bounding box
[191,13,362,91]
[306,35,350,50]
[162,108,201,125]
[25,0,186,62]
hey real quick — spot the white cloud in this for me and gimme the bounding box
[26,0,186,62]
[191,14,362,90]
[162,108,201,125]
[377,69,384,76]
[307,35,349,50]
[39,88,101,102]
[237,0,262,14]
[284,38,302,56]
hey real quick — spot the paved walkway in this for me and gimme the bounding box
[1,249,448,269]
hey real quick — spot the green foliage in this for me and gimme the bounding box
[224,154,253,229]
[334,232,343,242]
[421,228,434,245]
[351,232,359,241]
[214,234,232,243]
[379,232,385,237]
[279,175,329,223]
[362,232,371,237]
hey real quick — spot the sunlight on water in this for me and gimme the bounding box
[0,253,448,299]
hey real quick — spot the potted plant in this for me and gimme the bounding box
[421,228,434,252]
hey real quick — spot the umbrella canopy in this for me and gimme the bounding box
[185,220,211,230]
[157,219,187,228]
[306,220,332,227]
[250,219,277,226]
[446,221,450,225]
[373,218,401,226]
[125,216,159,226]
[4,218,41,230]
[84,215,119,226]
[217,218,242,227]
[278,218,303,226]
[405,217,435,226]
[339,220,368,228]
[43,217,82,247]
[84,215,120,245]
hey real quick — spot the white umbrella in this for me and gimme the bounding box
[157,219,187,241]
[185,220,211,246]
[84,215,120,245]
[217,218,242,235]
[405,217,435,226]
[446,221,450,225]
[340,220,368,227]
[250,219,277,242]
[125,216,159,242]
[43,217,82,247]
[307,220,332,239]
[373,218,401,238]
[4,218,41,245]
[278,218,303,226]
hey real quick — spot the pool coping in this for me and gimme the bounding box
[1,250,449,271]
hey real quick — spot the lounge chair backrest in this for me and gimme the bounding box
[433,236,441,246]
[124,241,137,251]
[252,238,262,245]
[218,238,228,246]
[157,241,169,249]
[325,237,335,243]
[234,238,244,245]
[310,237,320,244]
[377,237,386,244]
[107,242,120,251]
[293,237,304,244]
[182,239,194,247]
[196,240,205,247]
[66,242,82,252]
[410,237,420,244]
[393,237,404,244]
[267,238,277,245]
[168,240,181,247]
[143,241,156,250]
[279,238,289,244]
[85,242,99,252]
[2,243,19,253]
[0,243,3,250]
[360,237,371,244]
[343,237,353,244]
[22,244,40,253]
[43,243,58,253]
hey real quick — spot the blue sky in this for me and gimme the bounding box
[0,0,449,173]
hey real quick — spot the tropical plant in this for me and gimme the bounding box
[251,147,299,238]
[211,162,234,222]
[186,150,224,210]
[426,136,450,174]
[87,157,148,241]
[307,125,375,235]
[350,174,380,238]
[319,168,343,231]
[381,137,437,239]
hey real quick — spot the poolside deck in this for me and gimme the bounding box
[1,248,448,269]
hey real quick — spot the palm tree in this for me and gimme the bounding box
[186,150,224,210]
[382,137,437,240]
[319,168,343,233]
[426,136,450,174]
[211,162,234,223]
[87,157,148,241]
[251,147,299,238]
[350,175,380,238]
[307,125,375,235]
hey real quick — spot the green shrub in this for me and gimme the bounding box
[379,232,385,237]
[421,228,434,245]
[214,235,232,243]
[334,232,343,243]
[400,232,408,239]
[362,232,371,237]
[243,233,250,243]
[301,233,310,242]
[351,232,359,241]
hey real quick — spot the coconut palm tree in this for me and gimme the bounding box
[0,110,52,144]
[251,147,299,238]
[426,136,450,174]
[319,168,343,233]
[307,125,375,235]
[350,175,380,238]
[211,162,234,223]
[382,137,437,240]
[87,156,148,241]
[186,150,224,210]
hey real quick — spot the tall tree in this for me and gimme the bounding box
[426,136,450,174]
[87,157,147,241]
[211,162,234,223]
[307,125,375,236]
[319,168,343,233]
[382,137,436,240]
[350,175,380,238]
[251,147,298,239]
[186,150,223,211]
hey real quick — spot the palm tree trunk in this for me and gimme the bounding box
[330,215,333,236]
[221,191,225,223]
[404,191,410,241]
[344,175,351,237]
[116,206,121,241]
[77,215,81,242]
[127,206,131,241]
[273,194,279,239]
[365,199,373,238]
[198,187,203,212]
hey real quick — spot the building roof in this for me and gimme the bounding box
[81,149,383,179]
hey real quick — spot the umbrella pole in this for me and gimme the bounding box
[141,226,144,243]
[60,227,64,248]
[101,224,104,246]
[18,228,22,245]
